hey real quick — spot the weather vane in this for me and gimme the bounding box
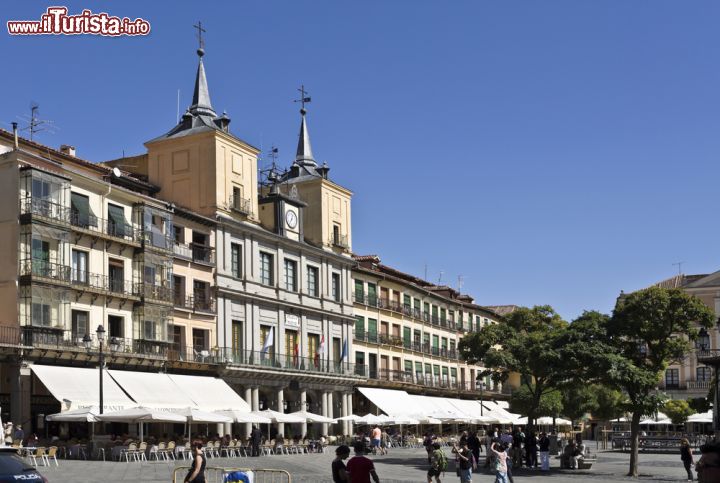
[294,85,311,112]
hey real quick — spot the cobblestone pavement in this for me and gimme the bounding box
[37,446,694,482]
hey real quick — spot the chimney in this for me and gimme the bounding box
[59,144,76,157]
[11,122,18,149]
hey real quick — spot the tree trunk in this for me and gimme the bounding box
[628,411,641,477]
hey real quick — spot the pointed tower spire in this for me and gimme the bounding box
[189,22,216,118]
[294,85,316,167]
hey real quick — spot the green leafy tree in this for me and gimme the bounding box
[459,305,567,430]
[592,385,627,421]
[510,386,563,420]
[561,385,599,425]
[580,288,715,477]
[687,397,711,414]
[663,399,694,425]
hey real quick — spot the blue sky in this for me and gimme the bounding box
[3,1,719,320]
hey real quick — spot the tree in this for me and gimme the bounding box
[459,305,567,431]
[663,399,694,425]
[600,287,713,477]
[687,397,711,414]
[510,386,563,420]
[592,385,627,422]
[561,385,599,426]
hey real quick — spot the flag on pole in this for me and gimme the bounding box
[340,339,348,362]
[261,327,274,354]
[318,335,326,357]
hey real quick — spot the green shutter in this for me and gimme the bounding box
[415,362,423,374]
[71,193,94,227]
[108,204,127,237]
[404,360,413,373]
[355,316,365,338]
[354,279,364,301]
[367,283,377,304]
[403,327,411,347]
[432,335,439,348]
[368,318,377,343]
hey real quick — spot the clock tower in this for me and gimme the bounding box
[258,182,307,242]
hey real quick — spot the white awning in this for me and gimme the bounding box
[166,374,250,412]
[357,387,416,417]
[108,370,195,410]
[31,365,135,412]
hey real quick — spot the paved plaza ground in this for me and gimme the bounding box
[37,445,696,482]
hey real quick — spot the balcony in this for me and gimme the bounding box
[219,349,366,377]
[331,233,350,250]
[19,198,139,246]
[173,243,215,266]
[687,380,711,390]
[20,326,169,359]
[19,259,71,284]
[174,294,216,314]
[697,349,720,366]
[70,272,137,299]
[134,283,174,304]
[229,195,253,216]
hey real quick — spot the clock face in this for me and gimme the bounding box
[285,209,298,229]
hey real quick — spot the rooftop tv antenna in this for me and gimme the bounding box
[438,270,444,284]
[18,102,56,141]
[457,275,465,290]
[672,261,685,275]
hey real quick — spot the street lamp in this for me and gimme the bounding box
[83,325,119,414]
[478,379,487,416]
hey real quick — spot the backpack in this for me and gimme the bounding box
[436,449,448,472]
[224,471,252,483]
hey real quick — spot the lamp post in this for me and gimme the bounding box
[83,325,119,414]
[478,379,487,416]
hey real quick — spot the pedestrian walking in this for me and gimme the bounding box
[451,440,473,482]
[538,432,550,471]
[250,425,262,457]
[371,425,382,455]
[427,442,448,483]
[680,438,694,481]
[183,441,206,483]
[525,431,538,468]
[489,442,509,483]
[347,441,380,483]
[466,431,480,472]
[332,444,350,482]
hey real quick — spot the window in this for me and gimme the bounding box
[354,279,364,301]
[355,316,365,339]
[173,275,185,305]
[143,320,157,340]
[32,302,51,327]
[32,178,51,199]
[696,330,711,350]
[367,318,378,343]
[331,272,341,301]
[173,225,185,244]
[403,327,411,348]
[284,259,297,292]
[144,265,157,284]
[260,252,274,285]
[71,311,89,340]
[664,368,679,388]
[108,259,124,293]
[71,249,88,284]
[231,321,243,351]
[367,283,377,305]
[307,266,319,296]
[232,186,241,207]
[355,352,365,366]
[107,204,127,238]
[415,362,423,381]
[192,328,209,351]
[403,294,411,311]
[230,243,242,278]
[440,308,446,324]
[697,366,712,382]
[31,238,49,262]
[70,192,95,228]
[193,280,209,309]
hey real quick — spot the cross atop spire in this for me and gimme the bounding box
[193,21,206,54]
[294,85,315,166]
[188,21,216,118]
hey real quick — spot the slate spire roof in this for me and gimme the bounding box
[148,46,235,142]
[295,108,315,167]
[189,48,216,118]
